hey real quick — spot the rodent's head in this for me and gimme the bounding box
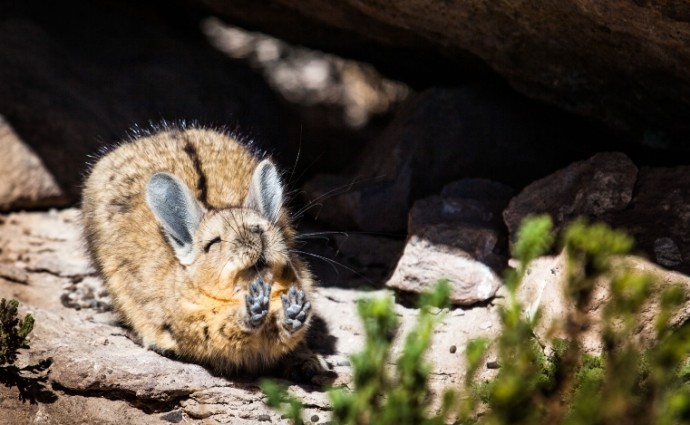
[145,160,296,295]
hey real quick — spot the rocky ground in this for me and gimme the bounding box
[0,209,504,424]
[3,1,690,424]
[2,167,690,423]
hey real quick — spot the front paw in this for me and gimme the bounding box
[245,277,271,328]
[281,286,311,332]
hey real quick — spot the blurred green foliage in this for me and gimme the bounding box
[263,281,453,425]
[263,216,690,424]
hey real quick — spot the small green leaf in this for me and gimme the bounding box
[512,214,555,265]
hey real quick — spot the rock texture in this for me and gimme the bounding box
[609,166,690,274]
[194,0,690,148]
[387,179,513,305]
[387,237,502,306]
[516,251,690,354]
[202,18,409,130]
[504,152,638,238]
[505,152,690,274]
[0,209,503,424]
[0,117,65,211]
[409,179,515,270]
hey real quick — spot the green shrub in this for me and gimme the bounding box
[0,298,54,403]
[0,298,34,366]
[263,216,690,424]
[263,281,453,425]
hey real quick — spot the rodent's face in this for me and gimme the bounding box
[145,160,294,298]
[185,208,294,297]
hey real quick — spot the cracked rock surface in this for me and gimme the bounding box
[0,209,503,424]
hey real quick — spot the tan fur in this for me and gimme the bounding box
[82,127,314,372]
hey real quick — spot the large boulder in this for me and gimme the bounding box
[193,0,690,148]
[607,166,690,274]
[505,152,690,274]
[503,152,638,238]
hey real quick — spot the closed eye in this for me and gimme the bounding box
[203,236,222,253]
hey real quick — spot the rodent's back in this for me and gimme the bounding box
[82,128,260,278]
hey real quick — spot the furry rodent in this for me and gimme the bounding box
[81,127,314,372]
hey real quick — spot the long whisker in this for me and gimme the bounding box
[292,249,369,281]
[291,174,387,220]
[292,249,342,277]
[295,231,352,239]
[291,150,326,188]
[298,230,405,238]
[296,237,330,245]
[221,211,239,239]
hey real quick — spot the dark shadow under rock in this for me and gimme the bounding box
[605,166,690,274]
[409,178,515,272]
[296,225,406,290]
[0,0,291,206]
[304,83,619,233]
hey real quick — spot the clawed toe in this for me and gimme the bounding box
[245,277,271,328]
[281,286,311,332]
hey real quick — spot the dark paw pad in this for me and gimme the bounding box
[245,277,271,327]
[281,286,311,332]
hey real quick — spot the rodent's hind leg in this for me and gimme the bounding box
[245,277,271,328]
[281,286,312,332]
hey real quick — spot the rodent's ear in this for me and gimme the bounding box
[244,159,283,223]
[146,172,204,265]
